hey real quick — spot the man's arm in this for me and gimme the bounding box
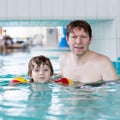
[101,57,119,81]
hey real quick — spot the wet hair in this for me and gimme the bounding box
[28,55,54,82]
[66,20,92,38]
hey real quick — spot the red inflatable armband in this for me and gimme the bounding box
[54,78,73,86]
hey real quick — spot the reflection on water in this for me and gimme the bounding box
[0,82,120,119]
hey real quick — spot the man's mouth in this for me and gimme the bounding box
[74,46,84,50]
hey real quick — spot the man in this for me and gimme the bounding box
[59,20,119,84]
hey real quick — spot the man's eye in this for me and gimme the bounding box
[44,69,49,72]
[81,35,88,38]
[72,36,77,38]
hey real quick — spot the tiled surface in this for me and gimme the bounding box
[112,61,120,76]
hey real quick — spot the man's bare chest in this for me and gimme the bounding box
[62,64,102,83]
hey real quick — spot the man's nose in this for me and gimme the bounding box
[76,37,82,44]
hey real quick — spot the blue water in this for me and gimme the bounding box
[0,47,120,120]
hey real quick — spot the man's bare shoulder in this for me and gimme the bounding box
[59,52,71,66]
[92,51,111,63]
[59,52,70,59]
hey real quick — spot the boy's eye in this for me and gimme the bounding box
[34,69,39,72]
[34,68,49,72]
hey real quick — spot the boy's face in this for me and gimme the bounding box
[30,63,51,83]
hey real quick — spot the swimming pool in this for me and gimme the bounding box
[0,47,120,120]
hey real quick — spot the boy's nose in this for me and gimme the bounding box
[39,70,44,74]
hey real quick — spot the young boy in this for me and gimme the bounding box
[28,55,54,83]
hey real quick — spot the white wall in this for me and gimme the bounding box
[0,0,120,19]
[89,20,117,60]
[0,0,120,60]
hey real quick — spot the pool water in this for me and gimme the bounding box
[0,47,120,120]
